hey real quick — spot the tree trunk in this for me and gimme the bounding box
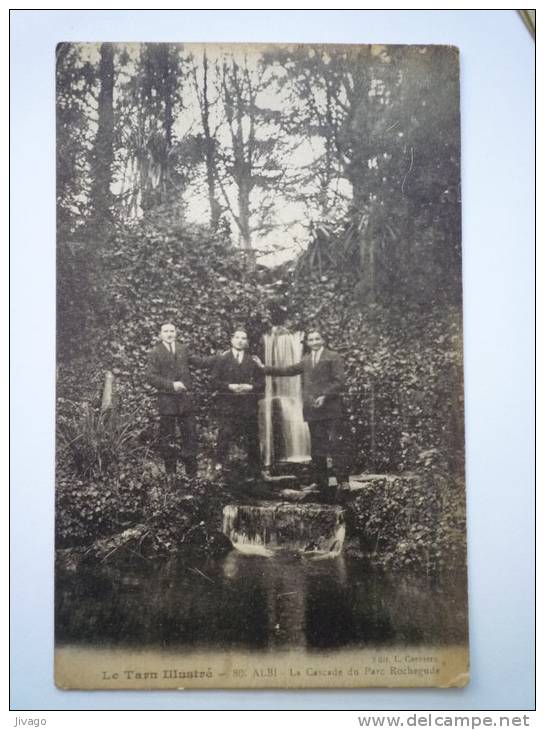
[202,52,221,230]
[160,45,175,203]
[162,47,174,149]
[238,177,252,249]
[221,59,255,250]
[89,43,114,232]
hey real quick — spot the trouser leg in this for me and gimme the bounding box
[159,415,177,474]
[244,414,261,473]
[330,419,350,484]
[179,414,198,476]
[309,420,330,490]
[216,416,234,466]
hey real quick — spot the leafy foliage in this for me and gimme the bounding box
[57,398,148,478]
[347,466,467,577]
[56,43,98,239]
[56,456,233,558]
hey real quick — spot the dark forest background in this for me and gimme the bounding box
[56,43,466,574]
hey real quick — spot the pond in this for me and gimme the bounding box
[56,550,467,652]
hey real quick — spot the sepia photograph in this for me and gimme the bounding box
[54,41,468,690]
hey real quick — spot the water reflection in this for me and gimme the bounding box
[56,551,467,651]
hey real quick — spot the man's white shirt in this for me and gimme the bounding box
[311,347,324,367]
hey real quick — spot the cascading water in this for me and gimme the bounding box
[259,327,311,467]
[222,503,346,557]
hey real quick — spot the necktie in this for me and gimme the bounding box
[312,352,316,368]
[169,343,174,355]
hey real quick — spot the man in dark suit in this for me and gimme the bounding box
[211,329,265,478]
[254,328,349,499]
[146,322,216,479]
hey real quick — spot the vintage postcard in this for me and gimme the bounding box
[55,42,468,689]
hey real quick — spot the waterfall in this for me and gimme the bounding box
[222,503,346,557]
[259,327,311,467]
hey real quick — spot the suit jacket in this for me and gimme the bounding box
[212,350,265,418]
[146,341,215,416]
[264,348,344,422]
